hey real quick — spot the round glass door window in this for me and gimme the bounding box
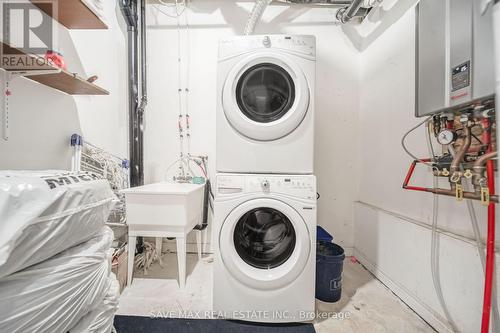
[235,63,295,123]
[233,207,296,269]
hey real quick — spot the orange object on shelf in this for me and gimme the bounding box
[45,50,67,70]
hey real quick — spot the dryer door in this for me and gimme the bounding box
[222,52,310,141]
[219,198,312,290]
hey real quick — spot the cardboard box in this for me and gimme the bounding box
[112,248,128,294]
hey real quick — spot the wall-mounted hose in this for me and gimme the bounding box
[244,0,273,35]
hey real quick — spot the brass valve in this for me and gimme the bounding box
[455,183,464,201]
[450,172,462,183]
[479,178,490,206]
[463,169,473,179]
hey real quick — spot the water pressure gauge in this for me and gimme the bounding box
[437,129,456,145]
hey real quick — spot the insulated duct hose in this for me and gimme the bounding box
[336,0,364,23]
[244,0,273,35]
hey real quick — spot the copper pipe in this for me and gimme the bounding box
[473,151,498,189]
[474,151,498,168]
[429,188,499,203]
[450,126,472,173]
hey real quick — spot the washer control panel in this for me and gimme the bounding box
[216,174,316,200]
[219,35,316,59]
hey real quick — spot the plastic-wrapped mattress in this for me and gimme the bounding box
[0,227,114,333]
[69,273,120,333]
[0,170,116,278]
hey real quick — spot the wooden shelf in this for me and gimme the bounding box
[1,43,109,95]
[31,0,108,29]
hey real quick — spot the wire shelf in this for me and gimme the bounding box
[71,134,129,225]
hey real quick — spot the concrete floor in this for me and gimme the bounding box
[118,253,435,332]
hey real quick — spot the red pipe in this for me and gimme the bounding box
[403,159,432,192]
[481,119,496,333]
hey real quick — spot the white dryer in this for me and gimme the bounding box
[213,173,317,323]
[216,35,315,174]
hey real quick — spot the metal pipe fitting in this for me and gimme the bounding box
[474,151,497,168]
[472,151,498,190]
[429,188,499,203]
[278,0,352,4]
[336,0,364,23]
[450,125,472,174]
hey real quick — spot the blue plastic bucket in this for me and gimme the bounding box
[315,241,345,302]
[316,225,333,243]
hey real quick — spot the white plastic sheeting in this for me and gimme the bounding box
[0,170,116,278]
[0,227,115,333]
[69,273,120,333]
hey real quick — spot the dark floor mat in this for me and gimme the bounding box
[114,315,316,333]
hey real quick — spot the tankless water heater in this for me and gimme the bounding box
[416,0,496,117]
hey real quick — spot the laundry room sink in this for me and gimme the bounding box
[121,182,205,228]
[121,182,205,288]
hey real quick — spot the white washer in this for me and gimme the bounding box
[213,173,317,323]
[216,35,316,174]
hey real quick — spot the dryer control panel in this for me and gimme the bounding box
[216,174,316,200]
[219,35,316,60]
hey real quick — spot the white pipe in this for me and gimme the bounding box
[244,0,273,35]
[426,121,460,332]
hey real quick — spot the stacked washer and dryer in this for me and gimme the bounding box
[213,35,317,323]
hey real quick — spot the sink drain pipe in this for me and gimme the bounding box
[194,179,213,231]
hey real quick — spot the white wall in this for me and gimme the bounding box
[3,2,497,331]
[355,6,500,333]
[0,1,128,170]
[144,0,360,252]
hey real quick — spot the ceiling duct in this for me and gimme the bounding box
[276,0,374,23]
[277,0,352,4]
[336,0,365,23]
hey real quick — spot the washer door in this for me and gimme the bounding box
[219,198,311,290]
[222,53,310,141]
